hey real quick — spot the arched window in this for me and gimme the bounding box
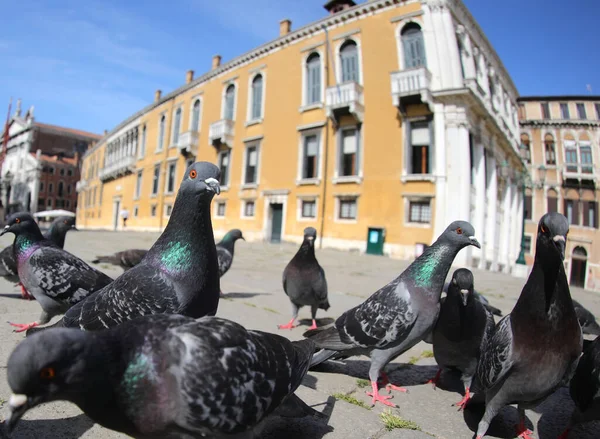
[340,40,359,83]
[546,188,558,213]
[520,133,531,164]
[172,107,182,144]
[401,23,426,68]
[158,115,166,151]
[544,133,556,165]
[191,100,201,132]
[224,84,236,120]
[306,52,321,105]
[58,181,64,197]
[251,75,263,120]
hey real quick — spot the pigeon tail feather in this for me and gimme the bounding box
[309,349,337,368]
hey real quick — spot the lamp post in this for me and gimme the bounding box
[515,141,532,267]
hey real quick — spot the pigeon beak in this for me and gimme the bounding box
[7,393,37,433]
[240,236,245,241]
[460,289,469,306]
[0,225,9,236]
[204,177,221,195]
[553,235,566,260]
[468,236,481,249]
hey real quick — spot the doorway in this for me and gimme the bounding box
[570,246,587,288]
[270,203,283,243]
[112,199,121,231]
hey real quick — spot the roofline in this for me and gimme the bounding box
[518,95,600,103]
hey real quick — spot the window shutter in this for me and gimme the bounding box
[583,201,590,227]
[342,130,357,154]
[547,197,557,213]
[573,200,580,225]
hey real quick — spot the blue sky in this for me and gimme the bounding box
[1,0,597,135]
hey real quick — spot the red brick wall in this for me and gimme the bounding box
[37,160,80,213]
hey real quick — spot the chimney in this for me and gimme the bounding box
[154,89,162,102]
[186,70,194,84]
[279,19,292,36]
[212,55,222,70]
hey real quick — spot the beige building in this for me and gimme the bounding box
[518,96,600,291]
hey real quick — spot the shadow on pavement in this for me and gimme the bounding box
[298,318,335,328]
[463,402,532,439]
[5,413,95,439]
[221,291,269,299]
[0,293,27,300]
[261,396,336,439]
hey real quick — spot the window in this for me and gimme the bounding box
[339,198,357,220]
[596,103,600,120]
[185,158,194,170]
[565,142,578,172]
[49,183,54,193]
[135,170,143,199]
[410,120,431,174]
[523,236,532,254]
[560,103,570,119]
[172,108,182,146]
[306,53,322,105]
[401,23,426,68]
[157,115,166,151]
[340,127,359,176]
[139,125,146,158]
[301,200,316,218]
[38,198,45,206]
[302,134,319,179]
[67,184,72,195]
[340,40,359,83]
[583,201,598,228]
[58,182,64,197]
[244,201,255,217]
[564,199,578,225]
[544,134,556,165]
[409,200,431,223]
[67,169,73,176]
[39,182,44,192]
[152,165,160,195]
[165,162,176,193]
[47,198,52,207]
[216,201,226,217]
[49,167,55,175]
[151,205,157,217]
[99,185,103,206]
[164,204,173,217]
[580,145,593,173]
[224,84,235,120]
[577,103,587,120]
[133,206,139,218]
[66,200,70,208]
[191,100,201,132]
[520,133,531,164]
[251,75,263,120]
[524,194,532,220]
[218,151,230,186]
[541,102,550,119]
[60,169,65,176]
[244,145,258,185]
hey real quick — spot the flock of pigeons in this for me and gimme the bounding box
[0,161,597,438]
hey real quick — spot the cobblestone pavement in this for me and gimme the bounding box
[0,230,598,438]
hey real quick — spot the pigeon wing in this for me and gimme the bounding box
[0,245,17,276]
[216,246,232,277]
[477,314,514,390]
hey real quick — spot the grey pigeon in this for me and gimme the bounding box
[92,249,148,271]
[279,227,330,331]
[429,268,495,410]
[1,213,113,333]
[559,335,600,438]
[7,314,324,438]
[27,162,222,335]
[216,229,245,296]
[0,215,77,300]
[442,282,502,316]
[475,212,583,439]
[304,221,480,407]
[572,299,600,336]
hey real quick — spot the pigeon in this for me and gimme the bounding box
[1,213,113,332]
[475,212,583,439]
[429,268,495,410]
[0,215,77,300]
[279,227,330,331]
[7,314,324,438]
[27,161,222,335]
[559,335,600,438]
[216,229,245,296]
[92,249,148,271]
[304,220,480,407]
[442,282,502,316]
[572,299,600,336]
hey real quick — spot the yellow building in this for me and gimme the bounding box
[77,0,525,271]
[518,96,600,291]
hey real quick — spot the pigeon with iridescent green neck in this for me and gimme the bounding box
[304,221,480,408]
[26,162,222,335]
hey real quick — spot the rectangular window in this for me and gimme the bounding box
[164,204,173,217]
[409,200,431,223]
[157,116,165,152]
[151,205,157,217]
[577,103,587,120]
[218,151,230,186]
[39,182,44,192]
[133,206,139,218]
[302,134,319,179]
[244,201,255,217]
[588,202,598,228]
[47,198,52,207]
[524,195,532,220]
[410,120,431,174]
[339,198,357,220]
[545,141,556,165]
[165,162,176,193]
[301,200,317,218]
[564,199,579,225]
[172,109,182,145]
[523,236,532,254]
[580,145,593,173]
[340,128,358,177]
[49,183,54,193]
[135,170,143,199]
[547,196,558,213]
[306,55,321,105]
[244,145,258,184]
[152,165,160,195]
[216,201,226,217]
[565,147,578,173]
[560,103,570,119]
[541,102,550,119]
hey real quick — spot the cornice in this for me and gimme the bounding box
[520,119,600,129]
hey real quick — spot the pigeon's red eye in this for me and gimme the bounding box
[63,220,68,224]
[14,218,20,224]
[40,367,55,379]
[456,227,463,235]
[189,169,197,179]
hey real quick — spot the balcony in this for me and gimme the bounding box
[390,67,432,112]
[561,163,597,188]
[209,119,234,148]
[177,131,199,156]
[98,156,136,182]
[325,81,364,123]
[75,179,88,193]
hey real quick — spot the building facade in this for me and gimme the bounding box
[76,0,525,272]
[0,101,100,216]
[518,96,600,291]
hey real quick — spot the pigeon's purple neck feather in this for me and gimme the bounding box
[14,233,43,263]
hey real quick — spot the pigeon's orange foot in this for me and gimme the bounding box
[425,368,442,389]
[453,388,471,411]
[18,283,34,300]
[8,322,39,333]
[557,428,569,439]
[366,382,397,407]
[277,319,296,330]
[380,371,409,394]
[308,319,318,330]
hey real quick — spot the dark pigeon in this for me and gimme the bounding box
[216,229,245,296]
[429,268,495,410]
[304,220,480,407]
[475,212,583,439]
[572,299,600,336]
[279,227,330,331]
[1,213,113,333]
[7,314,324,437]
[92,249,148,271]
[442,282,502,316]
[27,162,222,335]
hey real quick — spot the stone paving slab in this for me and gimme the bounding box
[0,230,598,438]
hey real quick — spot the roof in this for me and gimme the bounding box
[324,0,356,10]
[30,152,79,166]
[518,95,600,103]
[34,122,102,140]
